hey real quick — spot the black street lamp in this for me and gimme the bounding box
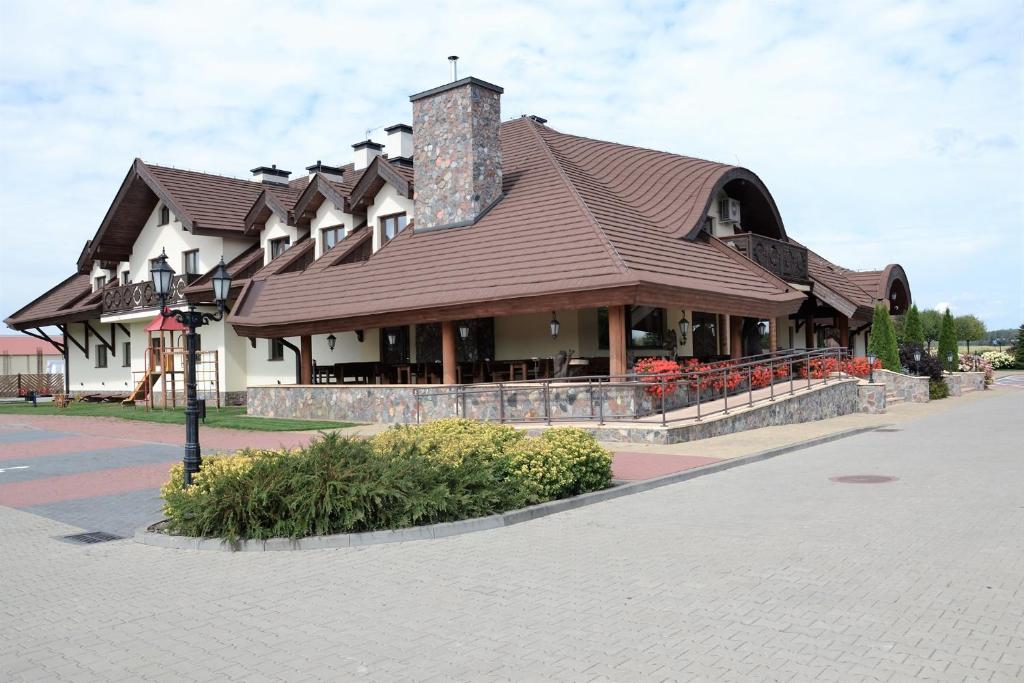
[151,249,232,488]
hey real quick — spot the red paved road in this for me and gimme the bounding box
[0,436,135,461]
[0,462,176,507]
[611,452,723,480]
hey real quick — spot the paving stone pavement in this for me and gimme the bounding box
[1,387,1022,682]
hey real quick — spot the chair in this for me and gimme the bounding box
[395,364,413,384]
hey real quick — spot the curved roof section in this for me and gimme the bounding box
[537,126,787,241]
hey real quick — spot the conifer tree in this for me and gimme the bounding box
[1014,323,1024,369]
[868,304,901,371]
[938,308,958,372]
[904,305,925,347]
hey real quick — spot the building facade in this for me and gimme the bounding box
[5,73,910,408]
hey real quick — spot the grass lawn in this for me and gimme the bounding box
[0,401,358,432]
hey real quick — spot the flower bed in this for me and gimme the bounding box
[160,420,613,542]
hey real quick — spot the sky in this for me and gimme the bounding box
[0,0,1021,330]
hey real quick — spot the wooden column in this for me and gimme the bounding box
[805,317,815,349]
[730,316,743,359]
[769,319,778,354]
[300,335,313,385]
[837,315,850,349]
[608,305,627,376]
[441,320,457,384]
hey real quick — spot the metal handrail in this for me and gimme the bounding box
[412,348,851,426]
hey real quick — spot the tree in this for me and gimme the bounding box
[938,309,958,372]
[920,309,942,351]
[1015,323,1024,369]
[868,304,900,371]
[954,314,986,353]
[904,305,925,347]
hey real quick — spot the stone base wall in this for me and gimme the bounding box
[558,379,862,444]
[873,370,929,403]
[246,383,660,424]
[858,383,887,414]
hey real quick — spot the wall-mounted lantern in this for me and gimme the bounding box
[549,312,560,339]
[326,334,337,351]
[757,320,768,336]
[677,314,689,345]
[458,321,471,340]
[387,331,398,347]
[355,330,364,343]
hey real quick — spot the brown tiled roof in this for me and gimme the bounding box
[183,244,264,301]
[845,270,886,301]
[4,274,100,330]
[229,118,805,336]
[805,250,874,313]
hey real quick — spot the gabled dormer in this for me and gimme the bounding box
[347,156,414,253]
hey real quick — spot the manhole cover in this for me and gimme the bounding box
[56,531,125,545]
[830,475,898,484]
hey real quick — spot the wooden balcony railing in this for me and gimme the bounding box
[721,233,809,282]
[101,274,197,315]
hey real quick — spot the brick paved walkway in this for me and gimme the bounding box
[1,387,1021,681]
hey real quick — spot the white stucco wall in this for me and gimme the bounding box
[495,311,581,360]
[64,322,133,392]
[367,184,414,253]
[127,203,250,281]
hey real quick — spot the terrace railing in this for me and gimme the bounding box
[720,233,809,282]
[412,348,852,426]
[101,274,197,315]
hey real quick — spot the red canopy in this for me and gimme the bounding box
[145,310,188,332]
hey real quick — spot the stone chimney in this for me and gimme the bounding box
[251,164,290,185]
[410,77,503,231]
[352,140,383,170]
[385,123,413,160]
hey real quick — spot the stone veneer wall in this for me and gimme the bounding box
[412,78,503,230]
[944,371,985,397]
[857,383,887,414]
[537,379,863,444]
[873,369,930,403]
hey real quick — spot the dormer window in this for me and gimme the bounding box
[379,212,407,246]
[121,270,130,285]
[269,237,290,260]
[321,225,344,251]
[94,275,107,291]
[158,205,171,226]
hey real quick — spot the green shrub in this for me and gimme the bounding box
[162,423,613,542]
[929,379,949,400]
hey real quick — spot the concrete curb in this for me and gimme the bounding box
[134,423,889,552]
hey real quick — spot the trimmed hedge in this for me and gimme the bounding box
[162,420,613,541]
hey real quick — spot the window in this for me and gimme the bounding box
[268,338,284,361]
[269,237,290,260]
[183,250,199,275]
[379,212,407,246]
[626,306,665,349]
[94,275,107,291]
[159,205,170,225]
[95,345,107,368]
[121,270,130,285]
[321,225,345,251]
[122,342,131,367]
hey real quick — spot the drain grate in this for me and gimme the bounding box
[57,531,126,545]
[830,475,898,484]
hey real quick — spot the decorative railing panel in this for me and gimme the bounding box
[722,233,808,282]
[0,373,64,397]
[101,275,196,315]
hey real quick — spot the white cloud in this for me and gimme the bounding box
[0,0,1021,327]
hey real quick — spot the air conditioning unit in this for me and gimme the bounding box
[718,198,741,224]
